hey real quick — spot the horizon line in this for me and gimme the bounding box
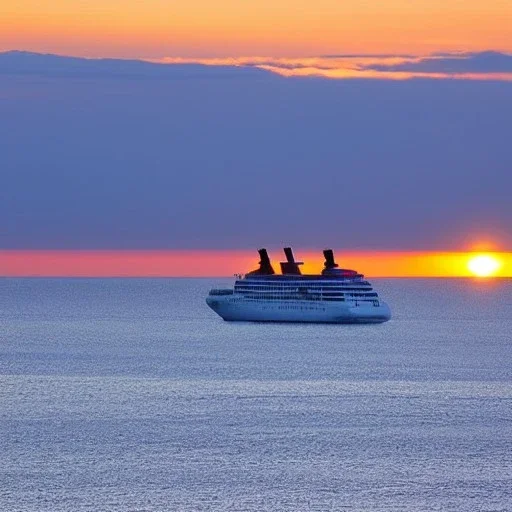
[2,275,511,280]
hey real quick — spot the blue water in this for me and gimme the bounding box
[1,278,511,511]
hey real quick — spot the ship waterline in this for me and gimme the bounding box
[206,248,391,324]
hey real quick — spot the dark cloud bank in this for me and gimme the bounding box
[364,51,512,74]
[1,51,511,250]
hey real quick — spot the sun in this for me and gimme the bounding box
[467,254,502,277]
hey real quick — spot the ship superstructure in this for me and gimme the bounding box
[206,248,391,324]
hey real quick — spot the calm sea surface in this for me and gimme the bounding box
[1,278,511,511]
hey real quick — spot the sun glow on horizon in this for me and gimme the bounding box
[467,254,502,277]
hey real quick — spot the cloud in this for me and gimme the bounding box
[0,50,274,80]
[1,51,511,250]
[3,50,512,82]
[158,52,512,81]
[364,51,512,74]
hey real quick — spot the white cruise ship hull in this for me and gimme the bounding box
[206,295,391,324]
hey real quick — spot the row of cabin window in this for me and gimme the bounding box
[235,285,372,291]
[241,290,378,297]
[240,293,378,299]
[235,288,374,294]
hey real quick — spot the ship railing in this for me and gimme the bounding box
[351,299,381,307]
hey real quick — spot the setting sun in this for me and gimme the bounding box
[467,254,502,277]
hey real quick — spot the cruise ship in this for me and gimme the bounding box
[206,248,391,324]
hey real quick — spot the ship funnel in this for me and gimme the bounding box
[323,249,339,270]
[280,247,303,275]
[247,248,275,275]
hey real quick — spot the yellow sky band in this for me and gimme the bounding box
[0,251,511,277]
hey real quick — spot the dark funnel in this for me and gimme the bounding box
[247,248,275,275]
[280,247,303,275]
[323,249,339,270]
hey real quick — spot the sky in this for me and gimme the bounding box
[1,1,512,58]
[0,1,511,276]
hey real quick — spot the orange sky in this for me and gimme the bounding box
[1,0,511,58]
[1,251,511,277]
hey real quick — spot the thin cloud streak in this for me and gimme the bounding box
[155,52,512,81]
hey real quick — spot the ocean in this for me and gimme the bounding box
[1,278,511,511]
